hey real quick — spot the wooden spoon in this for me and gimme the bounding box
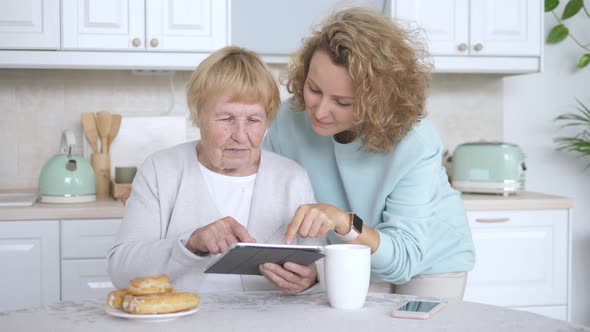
[81,113,99,154]
[95,111,112,154]
[107,114,122,154]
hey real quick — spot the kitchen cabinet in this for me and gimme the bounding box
[391,0,543,73]
[0,220,60,312]
[62,0,226,52]
[0,218,120,312]
[463,208,571,321]
[60,219,121,301]
[0,0,60,49]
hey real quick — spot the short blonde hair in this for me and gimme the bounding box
[286,8,431,153]
[186,46,280,126]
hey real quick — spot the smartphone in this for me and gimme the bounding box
[391,300,446,319]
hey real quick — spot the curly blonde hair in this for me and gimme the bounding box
[186,46,280,126]
[286,8,431,153]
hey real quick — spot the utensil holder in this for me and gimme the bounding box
[91,153,111,199]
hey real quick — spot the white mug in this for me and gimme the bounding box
[324,244,371,309]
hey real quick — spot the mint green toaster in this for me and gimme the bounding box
[451,142,526,195]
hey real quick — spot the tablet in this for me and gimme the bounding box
[204,243,325,275]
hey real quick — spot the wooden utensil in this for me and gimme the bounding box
[81,113,99,154]
[96,111,112,154]
[107,114,122,154]
[91,153,111,199]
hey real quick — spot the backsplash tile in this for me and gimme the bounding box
[0,68,503,189]
[427,74,503,151]
[0,86,16,112]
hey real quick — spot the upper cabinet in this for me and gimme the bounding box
[392,0,543,73]
[0,0,542,73]
[62,0,227,52]
[0,0,60,49]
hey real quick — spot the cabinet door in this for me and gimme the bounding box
[464,209,568,307]
[62,0,145,50]
[61,259,115,301]
[0,0,60,49]
[392,0,469,55]
[0,221,60,312]
[61,219,121,259]
[469,0,541,56]
[146,0,227,52]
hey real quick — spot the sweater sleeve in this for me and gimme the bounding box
[369,144,444,284]
[106,156,215,290]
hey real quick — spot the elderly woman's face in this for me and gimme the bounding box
[197,91,268,176]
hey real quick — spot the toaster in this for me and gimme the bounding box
[451,142,526,195]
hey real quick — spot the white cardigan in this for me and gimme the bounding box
[107,141,322,293]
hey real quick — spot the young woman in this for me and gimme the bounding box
[263,8,475,299]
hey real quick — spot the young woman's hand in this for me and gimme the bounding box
[284,204,350,245]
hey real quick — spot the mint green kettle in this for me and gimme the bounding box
[39,130,96,203]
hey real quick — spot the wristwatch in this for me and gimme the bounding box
[335,213,363,241]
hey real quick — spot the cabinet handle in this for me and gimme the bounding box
[132,38,141,47]
[150,38,159,48]
[457,43,468,52]
[475,217,510,223]
[87,281,115,289]
[473,43,483,52]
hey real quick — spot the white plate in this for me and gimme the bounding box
[105,306,199,322]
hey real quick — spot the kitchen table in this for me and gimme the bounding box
[0,292,587,332]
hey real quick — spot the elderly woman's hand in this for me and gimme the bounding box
[185,216,256,255]
[284,204,350,245]
[259,262,318,295]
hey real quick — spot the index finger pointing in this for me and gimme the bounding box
[285,206,306,245]
[229,221,255,243]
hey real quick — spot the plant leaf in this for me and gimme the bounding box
[554,100,590,168]
[545,0,560,11]
[547,24,569,43]
[578,54,590,68]
[545,0,560,12]
[561,0,583,19]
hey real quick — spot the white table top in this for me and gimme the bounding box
[1,292,587,332]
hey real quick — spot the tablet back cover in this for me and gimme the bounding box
[205,244,324,275]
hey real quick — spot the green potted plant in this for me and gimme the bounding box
[545,0,590,69]
[554,99,590,164]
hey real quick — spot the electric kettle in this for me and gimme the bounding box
[39,130,96,203]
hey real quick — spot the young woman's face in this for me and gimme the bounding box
[303,50,356,137]
[197,91,268,176]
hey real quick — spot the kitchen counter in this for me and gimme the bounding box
[0,191,572,221]
[0,198,125,221]
[1,292,587,332]
[461,191,572,211]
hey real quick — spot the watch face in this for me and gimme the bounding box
[352,214,363,234]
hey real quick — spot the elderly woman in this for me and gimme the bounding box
[107,47,321,295]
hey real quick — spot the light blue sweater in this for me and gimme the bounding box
[263,102,475,284]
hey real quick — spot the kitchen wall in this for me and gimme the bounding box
[504,7,590,325]
[0,68,502,189]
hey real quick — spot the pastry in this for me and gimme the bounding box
[127,274,173,296]
[122,291,200,314]
[106,288,128,309]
